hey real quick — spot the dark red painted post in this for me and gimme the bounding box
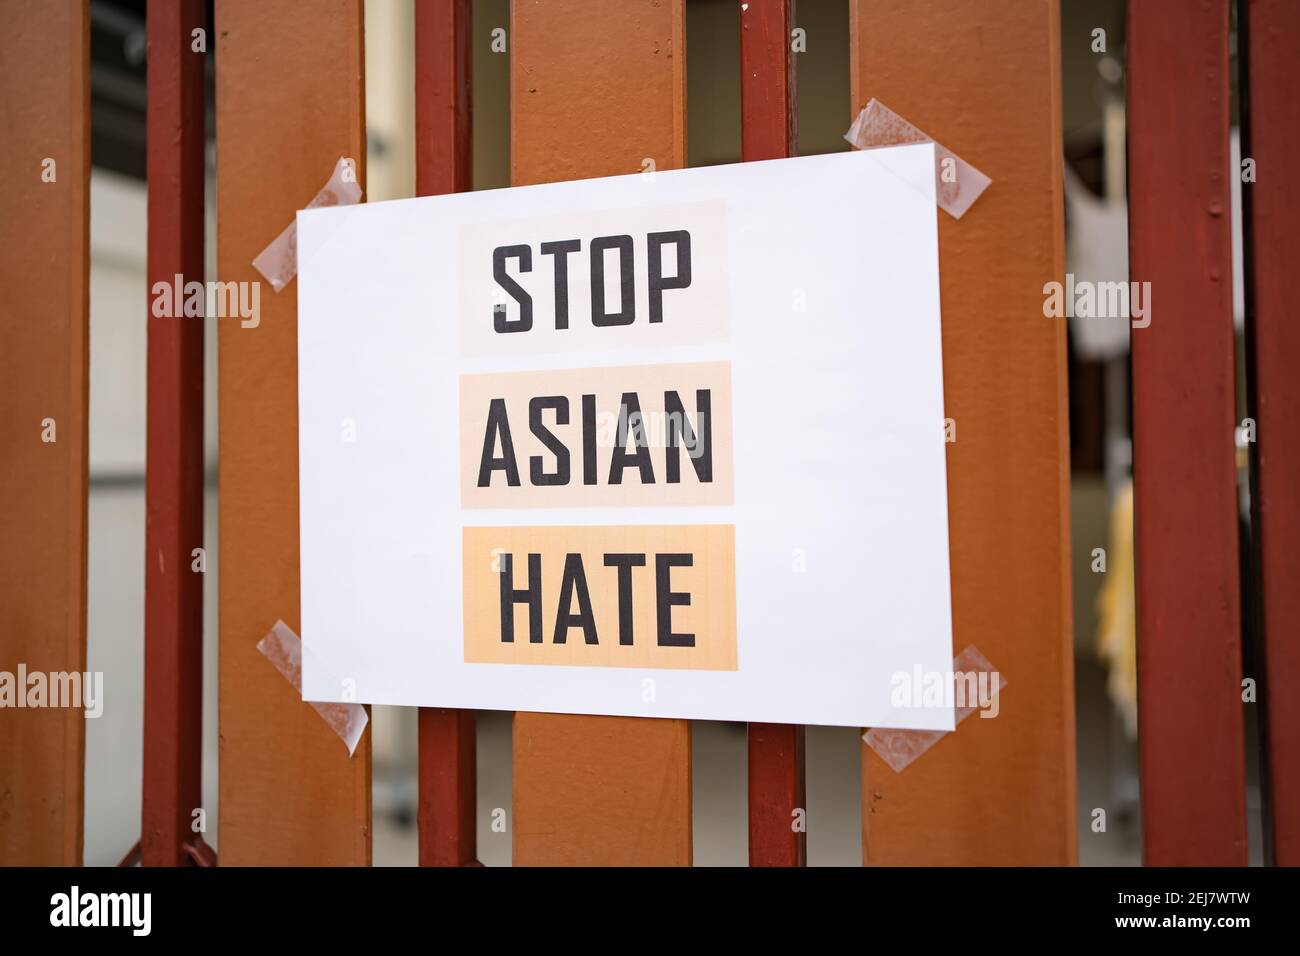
[1127,0,1247,866]
[741,0,805,868]
[748,722,805,866]
[740,0,796,164]
[142,0,208,867]
[1242,0,1300,867]
[415,0,477,867]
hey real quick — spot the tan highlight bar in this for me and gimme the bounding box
[461,361,733,509]
[463,524,737,670]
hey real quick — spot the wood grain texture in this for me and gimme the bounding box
[142,0,207,867]
[511,0,686,184]
[0,0,90,867]
[850,0,1076,865]
[513,713,691,866]
[215,0,371,865]
[509,0,692,866]
[1243,0,1300,869]
[1128,0,1247,867]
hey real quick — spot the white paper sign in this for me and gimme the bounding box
[296,144,954,730]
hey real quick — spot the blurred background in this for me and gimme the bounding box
[80,0,1263,865]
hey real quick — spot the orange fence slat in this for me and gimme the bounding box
[0,0,90,867]
[214,0,372,866]
[850,0,1076,866]
[509,0,692,867]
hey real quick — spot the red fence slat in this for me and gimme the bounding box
[142,0,208,868]
[740,0,805,868]
[1243,0,1300,867]
[740,0,796,163]
[414,0,477,869]
[1128,0,1247,866]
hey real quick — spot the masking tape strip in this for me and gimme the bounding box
[844,99,992,219]
[862,644,1007,773]
[252,157,362,293]
[257,619,368,756]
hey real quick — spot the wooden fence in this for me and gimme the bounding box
[0,0,1294,867]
